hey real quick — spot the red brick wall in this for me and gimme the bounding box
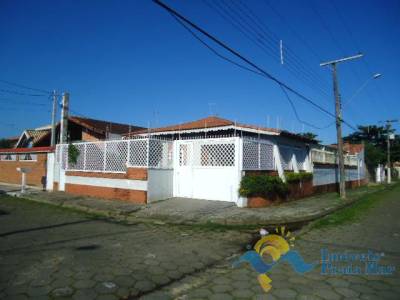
[65,184,147,204]
[63,167,148,204]
[0,153,48,187]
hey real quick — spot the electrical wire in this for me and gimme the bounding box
[173,12,327,130]
[278,85,330,130]
[153,0,357,131]
[0,88,49,97]
[0,79,51,94]
[170,13,263,77]
[262,0,324,62]
[204,0,332,99]
[235,0,332,92]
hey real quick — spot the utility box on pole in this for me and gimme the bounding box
[60,92,69,144]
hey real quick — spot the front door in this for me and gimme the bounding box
[175,142,193,198]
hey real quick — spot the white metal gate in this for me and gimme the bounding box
[173,137,240,202]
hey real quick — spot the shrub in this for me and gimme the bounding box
[285,172,313,183]
[68,143,80,165]
[239,175,288,198]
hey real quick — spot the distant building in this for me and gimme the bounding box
[15,116,145,148]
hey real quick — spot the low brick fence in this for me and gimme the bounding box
[61,168,148,204]
[0,147,54,188]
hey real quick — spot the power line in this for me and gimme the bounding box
[153,0,357,131]
[0,88,49,97]
[278,85,330,130]
[309,0,378,124]
[235,0,332,92]
[262,0,323,61]
[204,0,332,98]
[328,0,390,116]
[0,98,50,105]
[172,11,328,131]
[0,79,51,94]
[170,13,263,76]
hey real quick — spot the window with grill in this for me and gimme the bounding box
[19,153,37,161]
[0,154,16,161]
[200,143,235,167]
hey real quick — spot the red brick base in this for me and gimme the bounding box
[65,183,147,204]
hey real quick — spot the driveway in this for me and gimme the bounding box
[0,195,250,299]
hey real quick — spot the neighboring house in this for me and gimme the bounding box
[0,136,19,148]
[15,116,145,148]
[1,115,366,205]
[47,116,365,206]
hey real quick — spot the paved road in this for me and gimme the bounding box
[146,184,400,300]
[1,184,399,300]
[0,196,250,300]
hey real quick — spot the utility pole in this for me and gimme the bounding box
[60,92,69,144]
[50,90,57,147]
[382,119,398,184]
[320,53,363,199]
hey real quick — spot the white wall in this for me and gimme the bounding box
[46,153,55,191]
[147,169,173,202]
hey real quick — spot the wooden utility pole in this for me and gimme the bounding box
[320,53,363,199]
[382,119,398,184]
[60,92,69,144]
[50,90,57,147]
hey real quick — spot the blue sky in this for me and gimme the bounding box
[1,0,399,143]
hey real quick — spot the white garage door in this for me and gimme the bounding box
[174,138,240,202]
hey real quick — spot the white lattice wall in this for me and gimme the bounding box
[56,138,173,173]
[178,139,236,167]
[242,139,274,170]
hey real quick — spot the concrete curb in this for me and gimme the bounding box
[3,185,391,229]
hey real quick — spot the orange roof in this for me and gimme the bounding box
[344,143,364,154]
[329,143,364,154]
[0,146,54,153]
[125,116,280,136]
[69,116,144,135]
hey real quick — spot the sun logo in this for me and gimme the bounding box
[254,226,294,292]
[233,226,315,293]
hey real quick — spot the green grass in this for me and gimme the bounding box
[0,194,106,220]
[312,183,399,229]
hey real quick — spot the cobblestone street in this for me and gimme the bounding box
[146,184,400,300]
[1,184,399,299]
[0,196,250,300]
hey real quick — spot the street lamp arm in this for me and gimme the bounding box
[342,73,382,107]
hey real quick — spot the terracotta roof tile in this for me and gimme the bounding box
[0,146,54,153]
[69,116,144,135]
[124,116,280,136]
[26,129,51,145]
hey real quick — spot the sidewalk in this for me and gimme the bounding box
[0,183,387,227]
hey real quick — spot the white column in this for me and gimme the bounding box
[273,145,285,181]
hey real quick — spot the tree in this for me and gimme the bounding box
[343,124,400,175]
[298,132,320,143]
[0,138,14,149]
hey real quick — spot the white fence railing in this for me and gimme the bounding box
[311,149,358,166]
[242,139,275,170]
[56,138,173,173]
